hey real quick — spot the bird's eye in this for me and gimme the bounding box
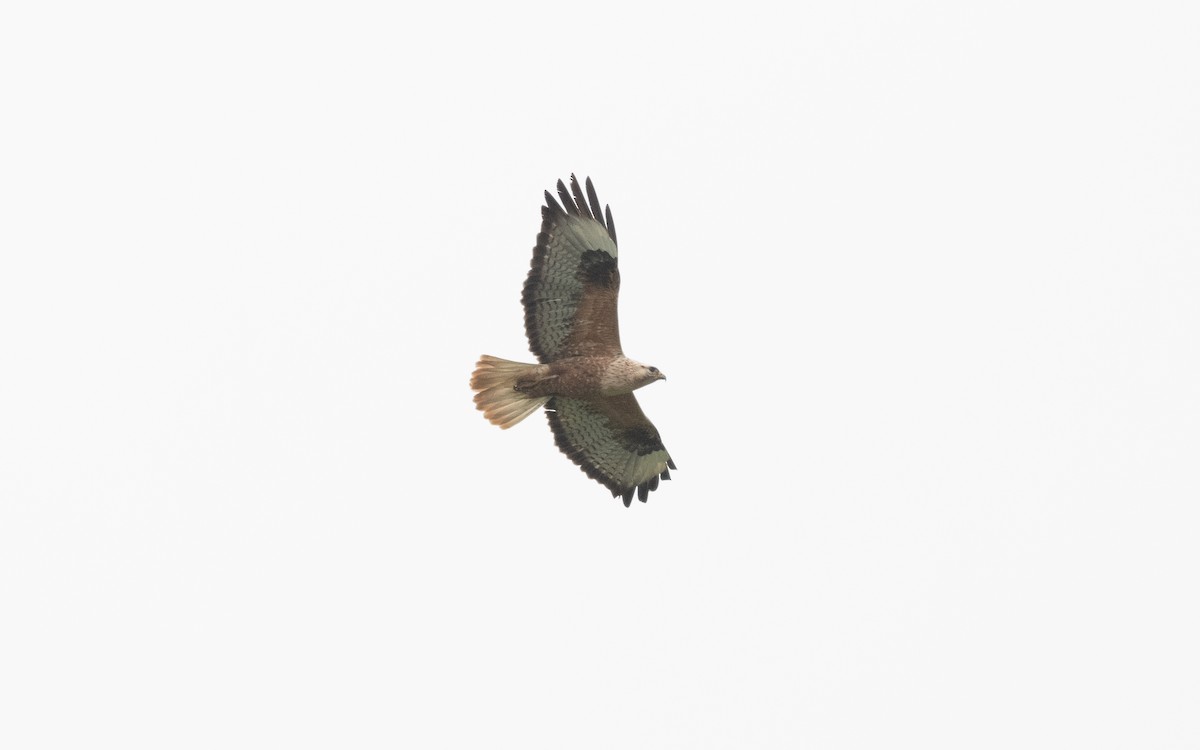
[649,367,659,373]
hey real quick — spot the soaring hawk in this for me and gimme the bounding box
[470,176,675,506]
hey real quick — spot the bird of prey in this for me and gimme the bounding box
[471,175,675,506]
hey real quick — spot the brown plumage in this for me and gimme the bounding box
[470,175,675,506]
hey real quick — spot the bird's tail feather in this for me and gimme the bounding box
[470,355,549,429]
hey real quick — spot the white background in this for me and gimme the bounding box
[2,1,1197,747]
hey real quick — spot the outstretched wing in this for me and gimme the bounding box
[522,175,622,363]
[546,394,675,506]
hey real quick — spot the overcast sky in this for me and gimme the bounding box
[2,2,1198,748]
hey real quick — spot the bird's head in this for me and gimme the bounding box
[602,357,667,396]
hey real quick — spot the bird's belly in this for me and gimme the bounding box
[533,356,619,398]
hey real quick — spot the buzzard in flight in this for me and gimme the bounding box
[470,175,675,506]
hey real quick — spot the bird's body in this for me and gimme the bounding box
[511,355,662,399]
[470,175,675,506]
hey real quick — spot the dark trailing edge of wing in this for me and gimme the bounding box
[544,397,672,507]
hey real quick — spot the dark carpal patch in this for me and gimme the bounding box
[577,249,619,287]
[622,425,665,456]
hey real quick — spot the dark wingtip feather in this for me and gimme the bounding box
[650,475,659,492]
[569,174,592,220]
[584,177,604,226]
[660,468,671,481]
[557,179,579,216]
[604,205,616,245]
[667,458,677,470]
[637,483,649,503]
[622,488,634,507]
[543,190,564,218]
